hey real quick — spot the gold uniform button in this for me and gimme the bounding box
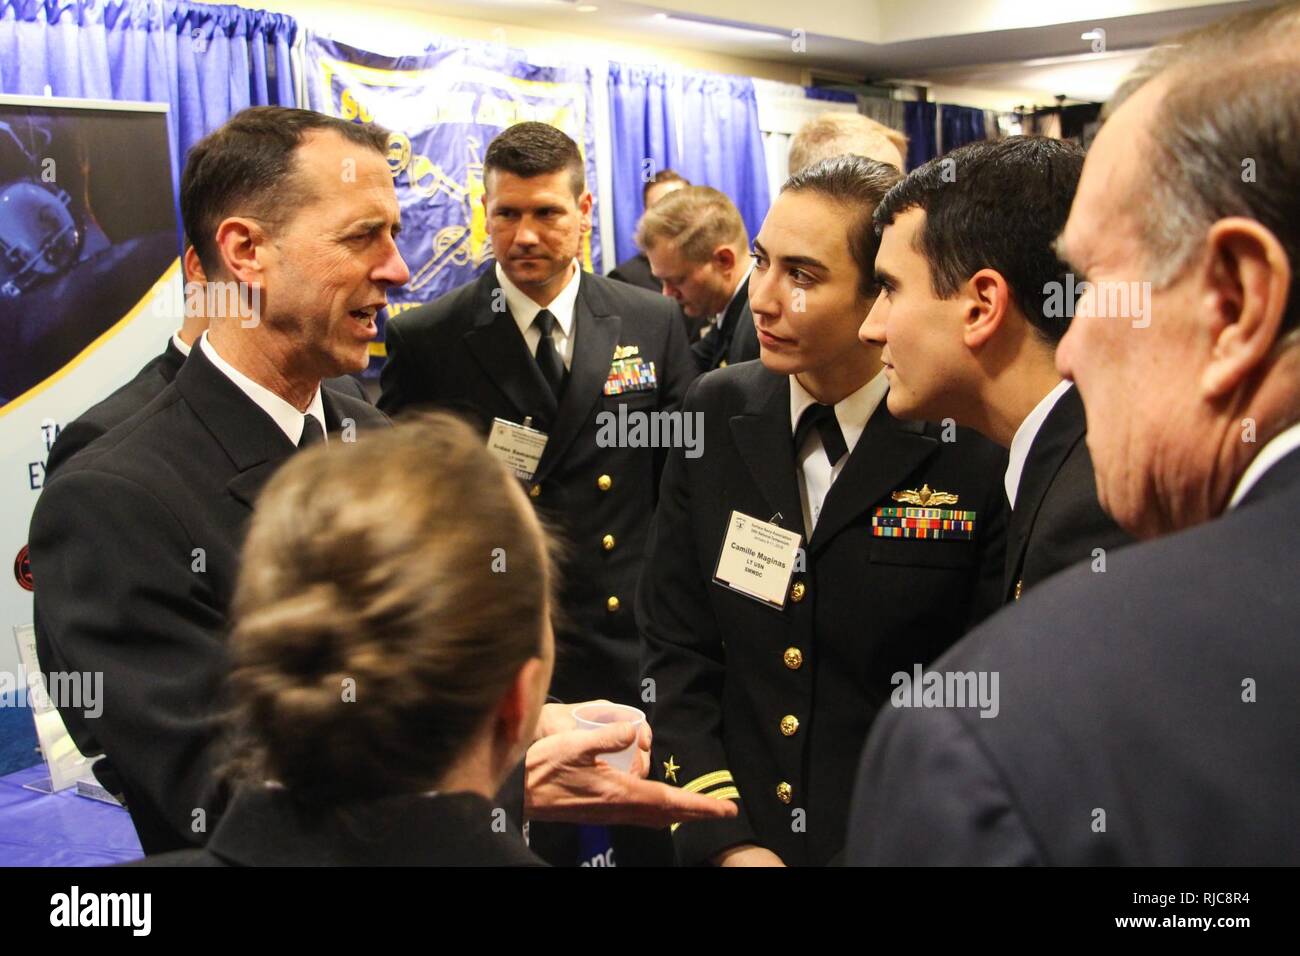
[780,715,799,736]
[783,647,803,670]
[602,534,616,551]
[597,474,613,491]
[776,782,792,804]
[1014,579,1024,601]
[790,581,806,603]
[607,596,620,613]
[529,484,541,498]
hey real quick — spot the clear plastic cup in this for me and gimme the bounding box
[572,703,646,773]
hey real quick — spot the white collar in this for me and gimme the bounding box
[715,261,755,329]
[789,369,889,457]
[1005,380,1073,509]
[1229,419,1300,509]
[496,260,582,341]
[198,332,326,446]
[172,330,192,358]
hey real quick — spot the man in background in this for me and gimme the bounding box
[608,169,689,292]
[637,186,759,372]
[789,112,907,174]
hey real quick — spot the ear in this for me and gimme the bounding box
[1199,217,1293,398]
[962,268,1012,351]
[182,245,206,284]
[212,217,267,287]
[495,657,546,752]
[714,245,737,272]
[578,189,593,235]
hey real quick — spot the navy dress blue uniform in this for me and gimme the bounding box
[691,275,759,374]
[44,336,370,478]
[379,266,697,706]
[847,443,1300,865]
[638,361,1008,866]
[1004,384,1132,602]
[29,344,387,855]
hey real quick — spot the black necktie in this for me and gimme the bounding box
[298,414,325,449]
[533,310,567,398]
[794,403,848,467]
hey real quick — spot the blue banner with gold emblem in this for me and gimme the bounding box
[303,34,603,373]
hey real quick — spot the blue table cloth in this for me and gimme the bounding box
[0,766,142,866]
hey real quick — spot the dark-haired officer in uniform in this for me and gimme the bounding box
[379,122,696,866]
[638,156,1008,867]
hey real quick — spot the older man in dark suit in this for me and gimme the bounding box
[848,3,1300,866]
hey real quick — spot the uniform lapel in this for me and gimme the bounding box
[728,371,804,538]
[808,401,938,556]
[462,269,559,427]
[1004,384,1087,597]
[173,344,297,511]
[534,273,621,482]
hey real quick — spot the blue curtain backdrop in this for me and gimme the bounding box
[607,64,770,266]
[904,100,938,169]
[940,104,986,155]
[606,63,680,266]
[675,72,769,247]
[0,0,298,231]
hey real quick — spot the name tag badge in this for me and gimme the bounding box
[487,417,549,482]
[713,510,802,609]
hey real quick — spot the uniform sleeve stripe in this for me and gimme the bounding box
[681,770,734,793]
[669,787,741,833]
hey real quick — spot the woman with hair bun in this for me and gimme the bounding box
[149,413,557,865]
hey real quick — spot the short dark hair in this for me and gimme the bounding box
[781,155,903,296]
[643,168,688,203]
[181,106,390,275]
[484,121,585,198]
[873,136,1084,344]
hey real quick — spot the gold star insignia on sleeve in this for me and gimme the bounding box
[891,483,959,506]
[663,755,680,783]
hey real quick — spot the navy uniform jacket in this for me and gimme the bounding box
[44,336,370,477]
[29,344,388,855]
[137,788,543,867]
[1005,384,1132,602]
[691,275,760,374]
[608,252,659,293]
[379,267,697,704]
[637,361,1008,866]
[847,446,1300,865]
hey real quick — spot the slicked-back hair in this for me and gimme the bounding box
[873,136,1084,344]
[181,106,389,276]
[781,154,903,297]
[484,121,585,198]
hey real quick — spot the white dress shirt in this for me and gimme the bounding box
[790,370,889,536]
[497,260,582,371]
[1228,419,1300,509]
[1005,380,1073,509]
[199,332,326,446]
[171,330,192,358]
